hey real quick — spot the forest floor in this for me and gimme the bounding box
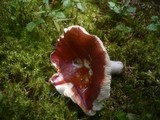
[0,0,160,120]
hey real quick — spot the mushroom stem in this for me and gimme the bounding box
[110,61,123,74]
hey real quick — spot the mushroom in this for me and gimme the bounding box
[49,25,123,116]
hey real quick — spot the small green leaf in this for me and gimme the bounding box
[26,19,45,32]
[63,0,72,8]
[127,7,136,13]
[54,20,60,32]
[77,2,85,12]
[49,10,56,17]
[56,12,66,19]
[26,22,36,32]
[116,24,132,33]
[11,16,16,20]
[108,2,116,8]
[108,2,121,14]
[147,23,158,31]
[151,16,159,22]
[114,7,121,14]
[35,18,45,25]
[43,0,49,5]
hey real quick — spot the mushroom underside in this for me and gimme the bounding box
[50,26,123,116]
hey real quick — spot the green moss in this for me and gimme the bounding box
[0,0,160,120]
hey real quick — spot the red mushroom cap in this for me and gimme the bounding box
[49,25,111,116]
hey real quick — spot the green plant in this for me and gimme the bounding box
[108,0,136,15]
[147,16,160,31]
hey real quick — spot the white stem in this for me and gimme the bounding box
[110,61,123,74]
